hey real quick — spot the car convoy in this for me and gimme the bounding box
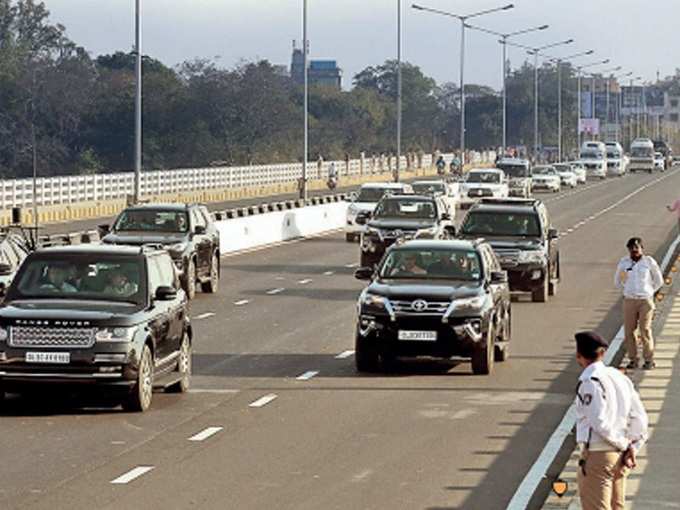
[0,138,674,409]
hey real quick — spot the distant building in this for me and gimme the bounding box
[290,41,342,89]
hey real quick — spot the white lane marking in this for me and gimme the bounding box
[335,350,355,359]
[249,393,278,408]
[110,466,154,485]
[194,312,215,320]
[507,231,680,510]
[188,389,240,394]
[296,370,319,381]
[323,271,335,276]
[234,299,250,306]
[188,426,223,442]
[345,263,359,268]
[298,278,313,285]
[275,276,285,281]
[352,469,374,482]
[266,288,285,295]
[451,409,477,420]
[567,228,574,233]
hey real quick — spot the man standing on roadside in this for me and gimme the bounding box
[574,331,648,510]
[666,196,680,232]
[614,237,663,369]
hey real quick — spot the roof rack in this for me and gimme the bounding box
[478,197,540,207]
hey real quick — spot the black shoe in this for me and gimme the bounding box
[626,360,639,369]
[643,361,656,370]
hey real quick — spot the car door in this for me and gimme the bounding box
[147,255,173,364]
[190,208,211,276]
[482,245,507,326]
[540,205,558,275]
[199,205,219,257]
[157,252,185,353]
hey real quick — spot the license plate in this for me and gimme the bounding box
[398,330,437,342]
[476,190,483,196]
[25,352,70,364]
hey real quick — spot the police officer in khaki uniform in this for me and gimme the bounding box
[574,331,649,510]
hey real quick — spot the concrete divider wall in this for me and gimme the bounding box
[217,201,348,255]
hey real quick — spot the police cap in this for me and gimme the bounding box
[575,331,608,359]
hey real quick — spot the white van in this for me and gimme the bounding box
[580,141,607,179]
[629,138,655,173]
[605,141,626,177]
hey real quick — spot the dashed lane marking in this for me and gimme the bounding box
[110,466,154,485]
[234,299,250,306]
[323,271,335,276]
[298,279,313,285]
[296,370,319,381]
[266,288,285,295]
[345,263,359,268]
[249,394,278,408]
[188,389,240,394]
[188,427,223,442]
[335,350,355,359]
[193,312,215,320]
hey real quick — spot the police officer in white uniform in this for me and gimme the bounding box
[574,331,649,510]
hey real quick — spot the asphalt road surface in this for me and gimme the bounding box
[2,170,680,510]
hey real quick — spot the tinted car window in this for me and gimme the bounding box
[412,183,445,195]
[462,212,541,237]
[356,188,389,202]
[497,164,528,177]
[148,257,164,296]
[380,248,482,281]
[192,208,207,229]
[467,173,500,183]
[114,209,189,233]
[157,254,177,289]
[374,199,436,219]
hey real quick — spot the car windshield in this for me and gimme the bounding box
[356,188,393,202]
[114,209,189,233]
[374,199,436,219]
[412,182,445,195]
[467,172,500,183]
[380,248,482,281]
[497,164,528,178]
[631,147,653,157]
[533,167,554,176]
[10,255,147,305]
[461,212,541,237]
[606,151,621,158]
[580,152,603,159]
[554,165,572,173]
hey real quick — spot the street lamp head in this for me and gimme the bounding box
[503,4,515,10]
[564,39,574,44]
[539,24,549,30]
[412,3,424,10]
[585,50,594,55]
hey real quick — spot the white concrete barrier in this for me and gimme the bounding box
[217,201,348,254]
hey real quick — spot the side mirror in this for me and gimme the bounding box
[194,225,207,235]
[548,228,559,240]
[0,263,12,276]
[355,212,370,226]
[348,192,358,202]
[441,213,451,221]
[98,224,110,236]
[354,267,374,281]
[155,285,177,301]
[444,225,457,237]
[490,271,508,284]
[0,282,7,297]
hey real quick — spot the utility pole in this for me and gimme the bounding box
[301,0,309,200]
[133,0,142,204]
[396,0,402,182]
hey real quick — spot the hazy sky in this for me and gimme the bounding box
[44,0,677,89]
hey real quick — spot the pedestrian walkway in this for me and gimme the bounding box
[543,255,680,509]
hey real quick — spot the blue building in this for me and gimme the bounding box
[290,43,342,89]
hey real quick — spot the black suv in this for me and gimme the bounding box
[356,194,455,268]
[458,198,560,302]
[102,203,220,299]
[354,240,511,375]
[0,245,192,412]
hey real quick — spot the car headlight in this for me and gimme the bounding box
[455,295,486,309]
[167,242,188,253]
[362,293,387,308]
[348,204,359,216]
[95,327,137,343]
[0,326,8,342]
[518,250,546,264]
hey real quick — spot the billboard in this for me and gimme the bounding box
[579,118,600,135]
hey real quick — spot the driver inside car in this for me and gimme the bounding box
[104,269,139,297]
[40,264,78,293]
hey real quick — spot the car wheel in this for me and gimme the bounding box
[549,257,560,296]
[201,253,220,294]
[183,259,196,300]
[472,326,494,375]
[532,273,549,303]
[355,330,380,373]
[123,344,154,412]
[167,332,192,393]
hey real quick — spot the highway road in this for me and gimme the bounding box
[2,170,680,510]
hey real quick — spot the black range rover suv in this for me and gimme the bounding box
[458,198,560,302]
[0,245,192,412]
[102,203,220,299]
[354,240,511,375]
[356,194,456,268]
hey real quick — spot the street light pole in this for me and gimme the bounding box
[574,59,610,152]
[134,0,142,204]
[301,0,308,200]
[412,3,515,166]
[396,0,402,182]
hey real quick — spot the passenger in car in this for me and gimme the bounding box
[104,270,139,297]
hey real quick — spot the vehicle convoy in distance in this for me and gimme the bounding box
[411,179,458,219]
[459,168,509,207]
[580,141,608,179]
[345,182,413,242]
[357,194,456,268]
[629,138,655,173]
[605,141,627,177]
[495,158,532,198]
[554,163,578,188]
[0,245,192,412]
[458,198,560,303]
[531,165,561,193]
[101,203,220,299]
[354,240,511,375]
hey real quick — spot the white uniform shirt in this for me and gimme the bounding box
[614,255,663,299]
[575,361,648,452]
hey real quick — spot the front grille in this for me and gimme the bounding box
[391,299,450,315]
[495,249,520,267]
[9,326,96,349]
[468,189,493,198]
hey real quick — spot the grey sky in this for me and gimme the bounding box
[45,0,676,89]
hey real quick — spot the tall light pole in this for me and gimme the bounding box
[396,0,402,182]
[412,3,514,165]
[592,65,621,140]
[575,59,610,150]
[134,0,142,204]
[465,23,549,155]
[301,0,309,200]
[608,71,632,142]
